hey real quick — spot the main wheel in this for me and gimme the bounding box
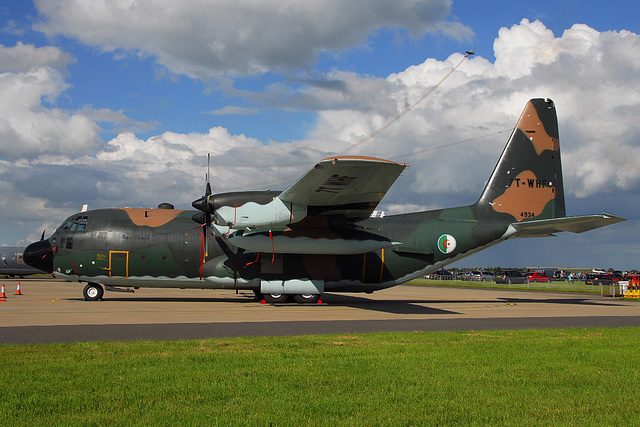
[263,294,290,303]
[83,283,104,301]
[293,294,320,304]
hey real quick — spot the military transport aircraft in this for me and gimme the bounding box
[23,99,625,303]
[0,246,42,278]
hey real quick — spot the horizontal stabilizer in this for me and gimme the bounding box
[509,213,626,238]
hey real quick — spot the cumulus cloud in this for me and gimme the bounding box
[0,43,159,161]
[0,41,74,72]
[32,0,469,78]
[0,44,101,159]
[297,20,640,205]
[3,18,640,251]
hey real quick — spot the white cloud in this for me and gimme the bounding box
[0,58,101,159]
[494,19,559,79]
[0,41,74,72]
[297,20,640,203]
[33,0,467,78]
[0,42,160,161]
[79,108,159,134]
[206,106,260,116]
[3,19,640,252]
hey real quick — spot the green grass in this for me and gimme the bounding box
[2,328,640,425]
[410,278,604,294]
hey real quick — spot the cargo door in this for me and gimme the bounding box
[109,251,129,278]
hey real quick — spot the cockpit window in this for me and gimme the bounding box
[60,216,88,231]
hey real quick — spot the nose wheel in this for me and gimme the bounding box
[83,283,104,301]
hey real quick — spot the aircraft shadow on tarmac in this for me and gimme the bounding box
[64,291,629,316]
[63,292,457,315]
[317,294,628,314]
[318,293,458,315]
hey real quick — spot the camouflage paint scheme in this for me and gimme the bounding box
[24,99,625,301]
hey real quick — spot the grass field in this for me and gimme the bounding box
[411,278,605,294]
[3,328,640,425]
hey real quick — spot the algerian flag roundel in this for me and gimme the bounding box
[437,234,456,254]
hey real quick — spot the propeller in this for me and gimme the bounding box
[192,154,215,275]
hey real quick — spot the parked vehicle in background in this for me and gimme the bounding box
[585,273,602,285]
[527,272,551,283]
[584,273,617,285]
[469,271,495,281]
[481,271,495,281]
[429,270,453,280]
[610,271,623,282]
[623,274,640,282]
[495,270,525,284]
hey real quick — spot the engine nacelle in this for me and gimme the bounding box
[214,198,307,230]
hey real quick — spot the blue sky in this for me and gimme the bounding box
[1,0,640,270]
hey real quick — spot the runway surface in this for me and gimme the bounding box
[1,278,639,344]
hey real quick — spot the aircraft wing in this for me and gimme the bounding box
[509,213,626,238]
[278,156,408,222]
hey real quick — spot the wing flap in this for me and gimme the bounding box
[510,213,626,238]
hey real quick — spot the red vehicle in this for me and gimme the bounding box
[623,274,640,282]
[527,272,551,283]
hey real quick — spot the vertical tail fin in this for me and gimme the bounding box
[475,98,566,221]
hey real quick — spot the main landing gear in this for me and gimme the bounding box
[254,292,321,304]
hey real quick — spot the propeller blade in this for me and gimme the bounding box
[192,154,215,267]
[206,153,211,195]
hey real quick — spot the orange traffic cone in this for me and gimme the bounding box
[0,284,6,299]
[15,282,22,296]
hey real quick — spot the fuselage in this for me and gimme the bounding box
[23,204,514,294]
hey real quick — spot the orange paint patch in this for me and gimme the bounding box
[518,102,559,155]
[491,170,556,221]
[121,208,182,227]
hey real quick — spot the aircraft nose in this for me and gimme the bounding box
[23,239,54,274]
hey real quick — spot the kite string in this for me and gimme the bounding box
[246,129,511,191]
[339,54,470,155]
[236,51,474,191]
[391,128,514,161]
